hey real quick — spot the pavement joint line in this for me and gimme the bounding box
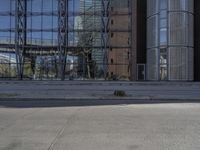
[48,108,82,150]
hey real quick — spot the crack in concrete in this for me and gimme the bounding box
[47,108,82,150]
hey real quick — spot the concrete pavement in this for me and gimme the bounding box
[1,81,200,150]
[0,102,200,150]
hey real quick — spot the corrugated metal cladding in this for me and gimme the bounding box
[147,0,194,81]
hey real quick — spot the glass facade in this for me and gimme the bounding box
[0,0,131,80]
[147,0,194,81]
[1,0,198,81]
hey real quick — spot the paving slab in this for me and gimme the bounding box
[0,103,200,150]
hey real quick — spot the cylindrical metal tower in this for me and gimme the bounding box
[147,0,194,80]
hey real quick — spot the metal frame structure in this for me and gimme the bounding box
[58,0,68,80]
[101,0,110,78]
[15,0,26,80]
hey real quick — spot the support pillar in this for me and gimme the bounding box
[15,0,26,80]
[58,0,68,80]
[101,0,110,79]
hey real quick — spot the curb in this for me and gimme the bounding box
[1,81,200,86]
[0,97,200,102]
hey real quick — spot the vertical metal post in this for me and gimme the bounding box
[15,0,26,80]
[58,0,68,80]
[101,0,110,79]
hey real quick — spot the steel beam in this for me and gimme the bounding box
[101,0,110,79]
[15,0,26,80]
[58,0,68,80]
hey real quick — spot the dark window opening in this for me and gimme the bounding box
[111,59,114,64]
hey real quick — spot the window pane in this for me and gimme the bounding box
[0,16,10,29]
[160,0,167,9]
[160,28,167,44]
[160,19,167,28]
[0,0,10,12]
[160,11,167,18]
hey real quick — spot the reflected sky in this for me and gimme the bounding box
[0,0,130,45]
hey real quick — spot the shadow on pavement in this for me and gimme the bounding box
[0,99,200,108]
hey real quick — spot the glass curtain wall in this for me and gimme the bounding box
[147,0,194,81]
[0,0,131,80]
[0,0,16,78]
